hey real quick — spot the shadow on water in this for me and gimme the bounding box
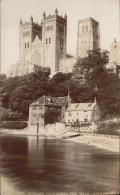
[0,135,119,193]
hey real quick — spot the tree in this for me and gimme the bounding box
[72,49,109,84]
[48,72,72,97]
[1,68,50,117]
[72,49,120,117]
[0,107,22,121]
[43,109,61,125]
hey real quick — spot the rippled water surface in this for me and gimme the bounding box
[0,135,119,194]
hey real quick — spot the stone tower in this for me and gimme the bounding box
[42,9,67,72]
[77,17,100,58]
[19,16,42,64]
[109,38,120,66]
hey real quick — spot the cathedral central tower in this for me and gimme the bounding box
[77,17,100,58]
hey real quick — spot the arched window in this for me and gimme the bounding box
[25,43,26,49]
[49,37,51,44]
[28,42,29,48]
[46,38,48,45]
[31,51,41,66]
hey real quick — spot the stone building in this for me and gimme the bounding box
[7,61,50,77]
[77,17,100,58]
[107,39,120,76]
[8,9,67,77]
[29,95,68,127]
[65,98,101,126]
[59,54,77,73]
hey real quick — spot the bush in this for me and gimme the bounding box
[97,122,120,136]
[1,121,28,129]
[0,107,23,121]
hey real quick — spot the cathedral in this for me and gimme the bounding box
[8,9,67,77]
[7,10,100,77]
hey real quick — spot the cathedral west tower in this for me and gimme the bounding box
[42,8,67,72]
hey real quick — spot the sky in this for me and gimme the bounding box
[1,0,120,74]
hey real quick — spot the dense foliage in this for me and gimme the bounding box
[0,107,22,121]
[97,122,120,136]
[1,50,120,120]
[70,49,120,117]
[1,121,27,129]
[43,109,61,125]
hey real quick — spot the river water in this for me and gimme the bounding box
[0,135,119,194]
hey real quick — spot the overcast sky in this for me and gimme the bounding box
[1,0,120,73]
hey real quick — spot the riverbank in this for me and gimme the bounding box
[1,128,119,153]
[68,134,119,153]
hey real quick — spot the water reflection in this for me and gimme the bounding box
[1,135,119,193]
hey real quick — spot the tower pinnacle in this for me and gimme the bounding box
[55,8,58,16]
[43,11,46,19]
[19,19,22,26]
[30,15,33,23]
[114,38,117,43]
[64,13,67,20]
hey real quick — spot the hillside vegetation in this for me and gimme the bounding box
[1,49,120,120]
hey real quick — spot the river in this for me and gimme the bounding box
[0,135,119,194]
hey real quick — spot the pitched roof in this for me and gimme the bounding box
[30,95,68,107]
[66,103,96,112]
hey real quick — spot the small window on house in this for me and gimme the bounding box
[46,38,48,45]
[28,43,29,48]
[86,25,88,32]
[60,38,61,45]
[68,112,71,116]
[49,37,51,44]
[82,26,84,33]
[25,43,26,49]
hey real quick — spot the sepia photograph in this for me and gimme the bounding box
[1,0,120,194]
